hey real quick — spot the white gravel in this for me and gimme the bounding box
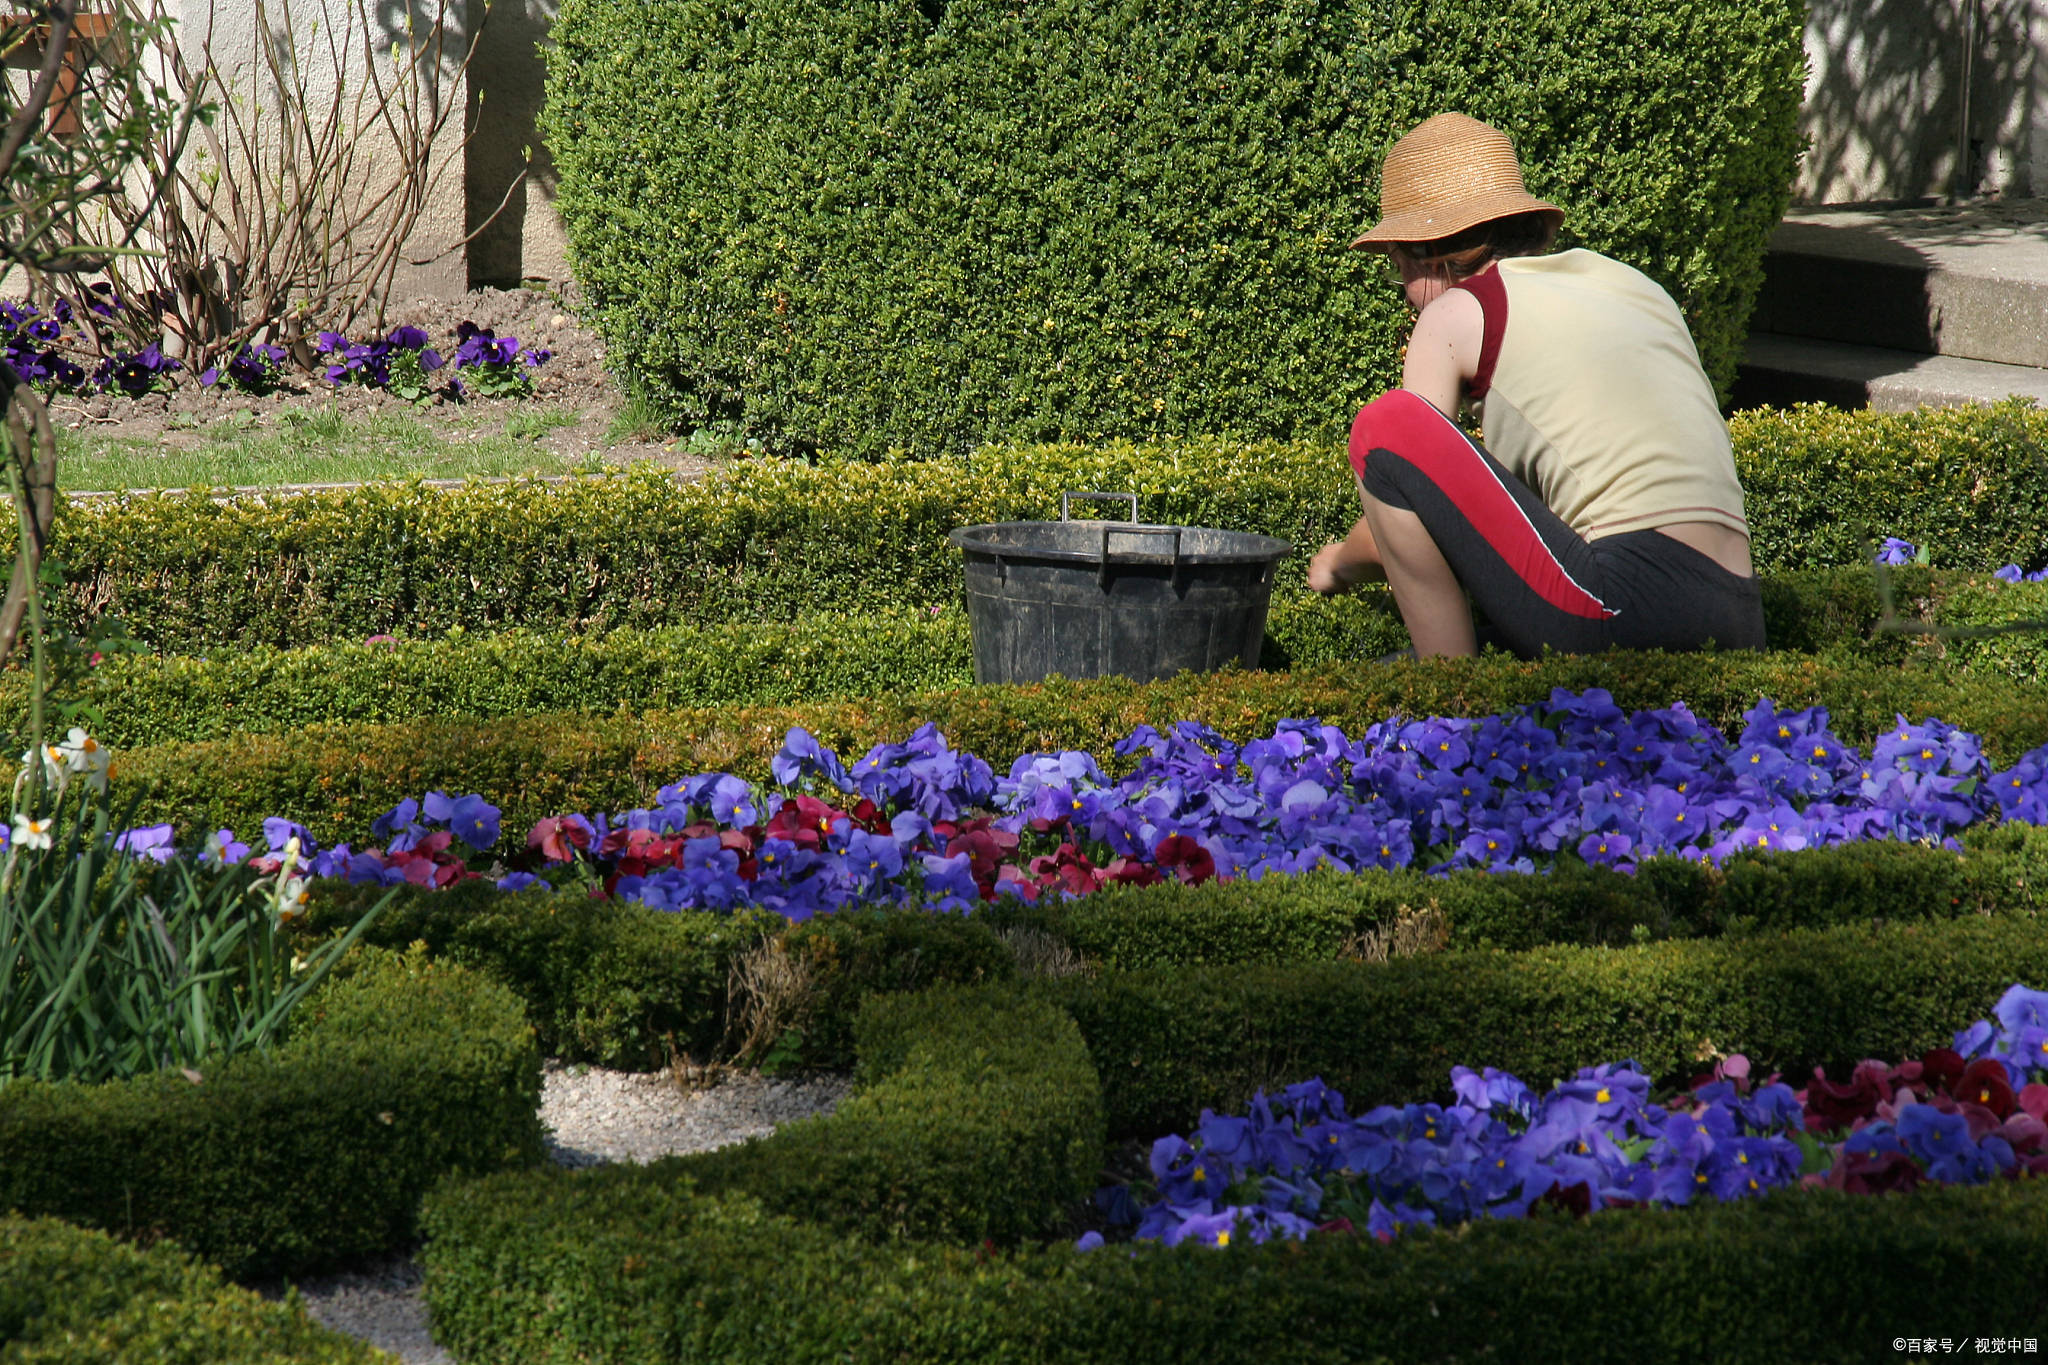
[282,1063,853,1363]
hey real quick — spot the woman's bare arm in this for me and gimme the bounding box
[1400,287,1483,417]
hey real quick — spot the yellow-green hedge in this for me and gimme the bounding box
[35,404,2048,653]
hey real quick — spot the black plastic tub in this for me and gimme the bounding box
[946,495,1292,685]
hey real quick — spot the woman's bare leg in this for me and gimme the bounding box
[1361,495,1477,657]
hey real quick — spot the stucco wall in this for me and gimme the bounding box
[1798,0,2047,203]
[464,0,566,287]
[175,0,475,298]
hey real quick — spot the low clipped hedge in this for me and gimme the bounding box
[304,887,1015,1069]
[1049,915,2048,1138]
[542,0,1799,456]
[0,946,546,1280]
[420,1175,2048,1365]
[33,404,2048,653]
[34,565,2048,749]
[1736,399,2048,574]
[659,984,1100,1244]
[302,826,2048,1073]
[92,652,2048,846]
[1007,824,2048,963]
[0,1216,380,1363]
[417,915,2048,1364]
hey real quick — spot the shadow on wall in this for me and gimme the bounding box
[462,0,562,288]
[1798,0,2037,204]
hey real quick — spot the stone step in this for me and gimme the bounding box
[1732,332,2048,412]
[1750,200,2048,370]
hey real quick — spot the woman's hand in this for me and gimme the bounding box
[1309,519,1386,594]
[1308,542,1360,594]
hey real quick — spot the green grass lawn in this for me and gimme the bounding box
[55,407,595,492]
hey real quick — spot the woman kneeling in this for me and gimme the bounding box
[1308,112,1765,659]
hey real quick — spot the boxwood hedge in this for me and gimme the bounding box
[302,825,2048,1073]
[1048,914,2048,1138]
[29,566,2048,749]
[0,1216,381,1363]
[0,946,546,1280]
[419,1175,2048,1365]
[540,0,1800,456]
[35,404,2048,654]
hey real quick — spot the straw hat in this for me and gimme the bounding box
[1350,112,1563,249]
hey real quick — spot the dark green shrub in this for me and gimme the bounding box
[302,828,2048,1080]
[0,946,545,1279]
[540,0,1800,455]
[421,1173,2048,1365]
[429,984,1101,1259]
[1046,914,2048,1137]
[1002,836,2036,965]
[12,612,976,749]
[0,1216,381,1362]
[97,653,2048,845]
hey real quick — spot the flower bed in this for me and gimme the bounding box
[1091,986,2048,1252]
[120,692,2048,921]
[1,297,552,402]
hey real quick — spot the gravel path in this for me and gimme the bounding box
[283,1063,853,1363]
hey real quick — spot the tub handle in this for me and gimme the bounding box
[1061,490,1138,522]
[1097,523,1182,591]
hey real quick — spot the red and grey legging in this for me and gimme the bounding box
[1348,389,1766,658]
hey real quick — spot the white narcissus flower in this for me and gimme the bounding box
[10,813,53,851]
[58,728,110,793]
[19,744,64,786]
[276,876,311,922]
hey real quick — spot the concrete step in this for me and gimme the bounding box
[1732,332,2048,412]
[1751,200,2048,369]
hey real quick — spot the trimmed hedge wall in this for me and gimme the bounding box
[540,0,1800,455]
[1049,915,2048,1138]
[420,1175,2048,1365]
[0,1217,381,1363]
[0,947,545,1280]
[652,984,1100,1244]
[1006,825,2048,962]
[303,826,2048,1072]
[36,405,2048,653]
[97,653,2048,845]
[33,566,2048,748]
[426,985,1100,1259]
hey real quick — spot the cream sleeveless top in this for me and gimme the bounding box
[1452,249,1748,540]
